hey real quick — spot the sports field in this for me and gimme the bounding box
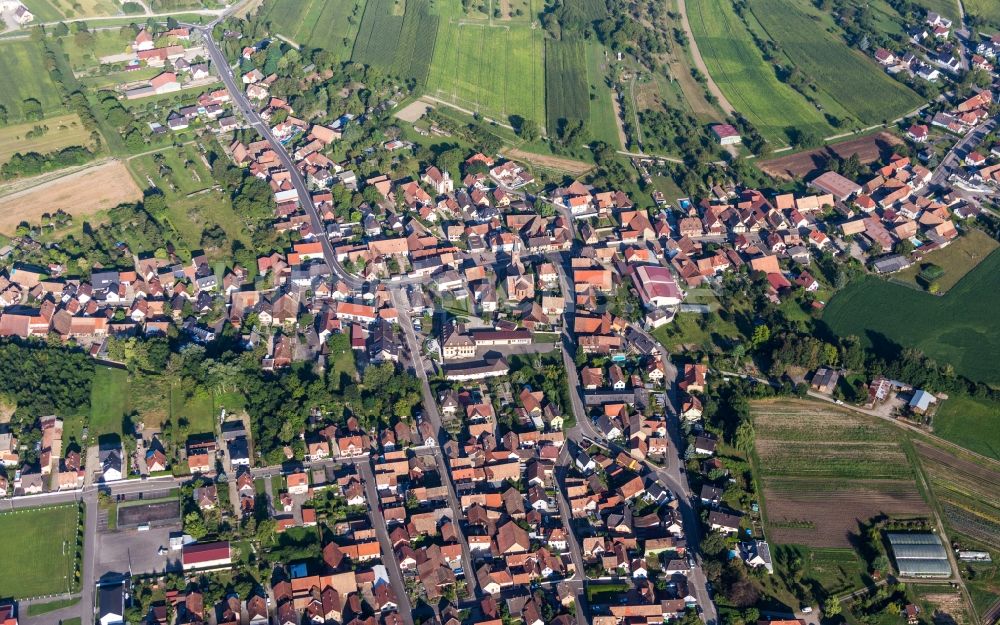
[259,0,366,61]
[748,0,923,125]
[822,250,1000,386]
[0,505,80,598]
[0,40,67,123]
[686,0,831,143]
[425,2,544,125]
[0,114,93,165]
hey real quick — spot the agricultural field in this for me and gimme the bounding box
[425,0,544,125]
[545,38,589,135]
[0,40,67,123]
[823,251,1000,386]
[0,160,142,235]
[0,505,80,599]
[37,0,122,17]
[352,0,439,84]
[758,131,903,180]
[748,0,923,125]
[686,0,832,143]
[753,398,930,548]
[893,229,999,293]
[0,114,93,165]
[585,41,621,148]
[258,0,366,61]
[915,440,1000,549]
[932,396,1000,461]
[22,0,64,20]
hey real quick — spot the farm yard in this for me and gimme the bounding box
[747,0,923,126]
[351,0,439,85]
[425,1,544,125]
[0,114,94,166]
[931,396,1000,461]
[915,440,1000,550]
[686,0,833,143]
[752,399,930,548]
[545,38,590,136]
[822,251,1000,386]
[259,0,366,62]
[0,505,81,599]
[0,160,142,235]
[758,131,904,180]
[0,40,67,124]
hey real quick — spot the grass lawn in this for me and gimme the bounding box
[426,6,545,125]
[687,0,832,143]
[652,308,742,351]
[90,366,129,437]
[0,505,80,598]
[933,396,1000,461]
[27,597,80,616]
[823,250,1000,386]
[59,31,133,71]
[0,39,67,123]
[893,229,999,293]
[0,114,94,165]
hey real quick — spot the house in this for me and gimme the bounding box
[287,472,309,494]
[708,510,741,534]
[99,446,123,482]
[679,364,707,393]
[711,124,741,146]
[907,124,929,143]
[182,541,232,571]
[98,583,126,625]
[874,48,896,65]
[740,540,773,573]
[909,389,936,414]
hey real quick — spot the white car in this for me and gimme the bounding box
[801,606,813,614]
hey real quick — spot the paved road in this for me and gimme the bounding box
[389,288,482,600]
[356,461,416,625]
[925,118,998,192]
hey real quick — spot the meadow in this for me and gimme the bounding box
[0,114,92,165]
[963,0,1000,26]
[585,41,622,148]
[22,0,64,20]
[425,1,544,125]
[0,40,67,123]
[545,38,590,134]
[932,396,1000,461]
[748,0,923,125]
[259,0,366,61]
[352,0,439,84]
[752,399,930,548]
[893,229,998,293]
[822,250,1000,386]
[0,505,80,598]
[90,366,130,437]
[686,0,832,143]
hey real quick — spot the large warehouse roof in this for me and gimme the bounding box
[887,533,951,577]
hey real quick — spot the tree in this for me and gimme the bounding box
[734,419,754,454]
[824,596,842,618]
[749,324,770,351]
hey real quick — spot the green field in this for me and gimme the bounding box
[585,42,621,148]
[352,0,439,84]
[933,397,1000,461]
[545,38,589,135]
[893,229,999,293]
[0,505,80,598]
[963,0,1000,25]
[823,250,1000,386]
[90,366,130,437]
[0,40,67,123]
[687,0,832,143]
[260,0,366,61]
[60,31,133,71]
[748,0,924,126]
[22,0,64,20]
[425,2,545,125]
[0,114,93,165]
[169,385,217,437]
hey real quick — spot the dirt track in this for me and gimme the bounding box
[503,148,594,175]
